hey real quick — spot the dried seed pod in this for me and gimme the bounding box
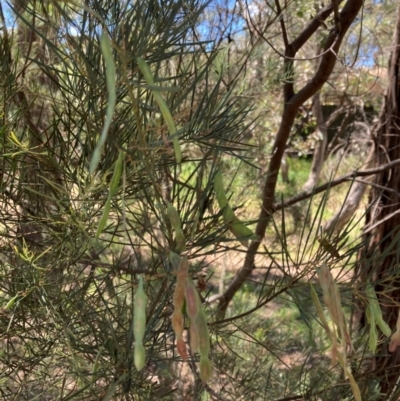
[174,257,188,309]
[316,263,351,348]
[176,338,187,360]
[172,310,187,360]
[171,257,189,360]
[185,277,200,321]
[189,322,199,353]
[134,276,148,371]
[185,278,212,380]
[172,310,184,335]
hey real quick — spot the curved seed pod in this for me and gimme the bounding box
[172,310,184,336]
[195,309,210,357]
[172,257,189,359]
[317,264,351,348]
[229,217,258,248]
[214,171,257,247]
[185,277,200,321]
[174,257,188,309]
[199,356,212,383]
[134,276,147,343]
[134,276,147,371]
[222,204,235,224]
[134,344,146,371]
[172,310,187,360]
[366,305,378,353]
[176,338,187,361]
[175,228,186,252]
[184,278,213,382]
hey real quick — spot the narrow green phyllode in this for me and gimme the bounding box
[90,31,116,173]
[136,57,181,163]
[96,150,124,238]
[213,170,258,247]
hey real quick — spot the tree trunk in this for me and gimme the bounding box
[218,0,363,317]
[360,3,400,397]
[323,130,374,234]
[303,92,328,192]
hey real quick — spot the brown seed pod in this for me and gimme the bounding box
[176,338,188,360]
[172,310,187,360]
[171,310,184,337]
[173,258,188,310]
[185,277,212,379]
[171,257,189,360]
[189,321,199,353]
[185,277,200,321]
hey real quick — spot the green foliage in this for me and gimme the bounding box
[0,0,253,399]
[0,0,399,400]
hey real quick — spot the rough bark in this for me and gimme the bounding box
[217,0,364,317]
[359,3,400,397]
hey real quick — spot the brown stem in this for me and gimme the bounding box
[217,0,364,317]
[274,156,400,211]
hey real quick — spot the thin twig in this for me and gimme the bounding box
[274,157,400,212]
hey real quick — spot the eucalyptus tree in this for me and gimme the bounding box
[357,3,400,398]
[218,0,364,316]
